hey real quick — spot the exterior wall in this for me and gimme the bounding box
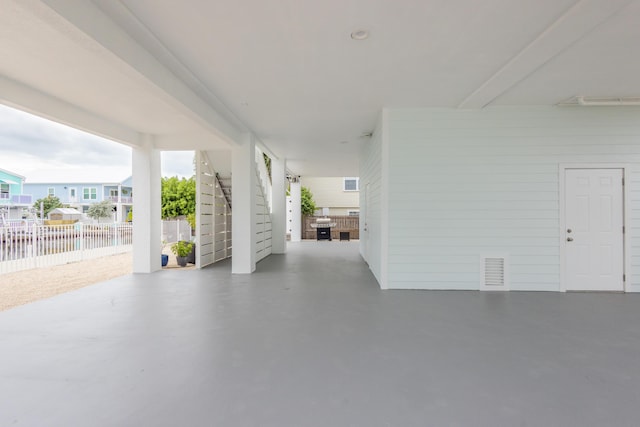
[25,182,105,204]
[195,151,231,268]
[301,177,359,215]
[24,182,132,210]
[0,169,29,219]
[386,106,640,292]
[255,167,272,261]
[359,114,385,286]
[0,169,24,198]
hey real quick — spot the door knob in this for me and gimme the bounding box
[567,237,573,242]
[567,229,572,233]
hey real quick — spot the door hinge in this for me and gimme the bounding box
[623,274,626,282]
[622,177,625,186]
[623,226,625,234]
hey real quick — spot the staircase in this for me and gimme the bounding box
[216,173,232,210]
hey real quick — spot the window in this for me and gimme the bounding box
[110,189,118,197]
[343,177,359,191]
[69,188,76,198]
[83,187,97,200]
[0,183,8,199]
[48,187,55,197]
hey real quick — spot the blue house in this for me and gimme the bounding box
[0,168,32,221]
[23,176,133,223]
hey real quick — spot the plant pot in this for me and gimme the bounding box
[187,243,196,264]
[176,256,188,267]
[161,254,169,267]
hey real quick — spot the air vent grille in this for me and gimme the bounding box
[484,258,504,286]
[480,255,509,291]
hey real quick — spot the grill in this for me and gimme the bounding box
[310,217,336,241]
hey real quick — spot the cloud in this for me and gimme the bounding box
[0,104,132,181]
[0,105,195,182]
[0,104,131,167]
[161,151,195,178]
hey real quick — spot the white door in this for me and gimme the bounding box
[565,169,624,291]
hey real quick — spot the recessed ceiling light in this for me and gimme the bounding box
[351,29,369,40]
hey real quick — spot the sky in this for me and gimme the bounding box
[0,104,195,183]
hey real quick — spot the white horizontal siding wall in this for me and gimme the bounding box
[255,169,272,262]
[196,152,232,268]
[213,175,232,262]
[387,106,640,291]
[360,113,385,287]
[196,157,215,268]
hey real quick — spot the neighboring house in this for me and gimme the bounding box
[23,176,133,223]
[0,168,33,221]
[301,177,360,216]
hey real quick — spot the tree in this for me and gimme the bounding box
[161,176,196,219]
[301,186,317,216]
[33,195,63,219]
[263,152,272,182]
[186,212,196,234]
[87,200,115,222]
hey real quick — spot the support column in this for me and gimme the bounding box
[271,157,286,253]
[116,183,123,222]
[290,178,302,242]
[232,133,256,273]
[132,136,161,273]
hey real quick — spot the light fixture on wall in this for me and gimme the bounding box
[558,96,640,106]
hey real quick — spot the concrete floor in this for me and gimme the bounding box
[1,241,639,427]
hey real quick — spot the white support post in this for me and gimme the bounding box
[290,179,302,242]
[132,136,162,273]
[116,183,123,222]
[271,158,287,253]
[232,133,257,273]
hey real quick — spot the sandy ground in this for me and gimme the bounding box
[0,248,194,312]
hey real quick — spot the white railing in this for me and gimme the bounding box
[0,222,133,275]
[107,196,133,204]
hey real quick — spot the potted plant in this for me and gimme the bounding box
[171,240,193,267]
[161,240,169,267]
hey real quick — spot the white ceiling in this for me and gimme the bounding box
[2,0,640,176]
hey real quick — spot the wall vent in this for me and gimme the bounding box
[480,255,509,291]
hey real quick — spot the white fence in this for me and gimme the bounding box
[161,219,193,244]
[0,223,133,275]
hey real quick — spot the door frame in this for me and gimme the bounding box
[559,163,630,292]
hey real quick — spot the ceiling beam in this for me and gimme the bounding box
[40,0,244,145]
[458,0,634,109]
[0,74,140,147]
